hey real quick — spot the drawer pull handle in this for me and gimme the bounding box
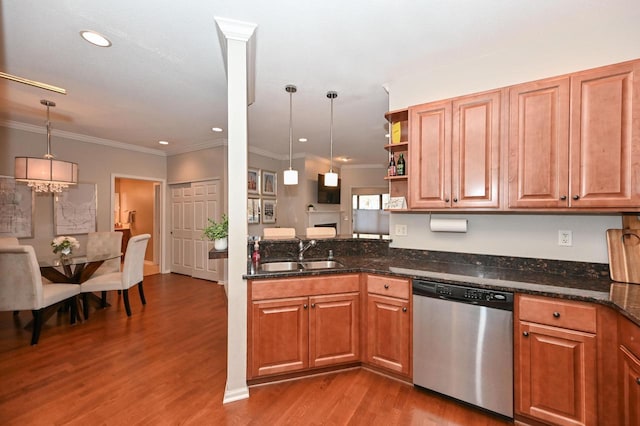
[523,331,529,337]
[384,284,390,289]
[311,303,316,308]
[553,312,560,318]
[303,304,308,309]
[402,307,407,312]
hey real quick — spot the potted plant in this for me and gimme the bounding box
[204,214,229,251]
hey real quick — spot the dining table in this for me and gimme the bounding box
[38,252,121,321]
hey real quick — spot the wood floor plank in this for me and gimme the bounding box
[0,273,512,425]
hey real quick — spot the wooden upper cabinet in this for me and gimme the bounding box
[569,60,640,208]
[408,90,502,209]
[508,77,570,208]
[409,100,451,209]
[452,90,502,208]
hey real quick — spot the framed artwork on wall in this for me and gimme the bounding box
[248,197,260,224]
[54,183,97,235]
[248,168,260,195]
[262,170,276,197]
[0,176,34,238]
[262,198,276,224]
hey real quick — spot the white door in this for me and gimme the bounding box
[170,180,222,281]
[192,181,222,281]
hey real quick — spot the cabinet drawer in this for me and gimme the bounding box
[367,275,409,300]
[251,274,360,300]
[518,295,596,333]
[620,316,640,357]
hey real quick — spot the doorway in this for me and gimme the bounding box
[112,174,165,275]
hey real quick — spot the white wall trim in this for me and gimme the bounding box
[1,120,167,157]
[222,386,250,404]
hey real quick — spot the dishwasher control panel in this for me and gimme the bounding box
[414,280,513,311]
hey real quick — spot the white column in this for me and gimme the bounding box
[215,17,257,404]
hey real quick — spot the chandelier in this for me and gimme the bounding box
[14,100,78,193]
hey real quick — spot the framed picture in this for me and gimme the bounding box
[248,198,260,224]
[262,198,276,224]
[0,176,34,238]
[262,170,276,197]
[54,183,97,235]
[248,168,260,195]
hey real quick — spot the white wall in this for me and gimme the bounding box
[1,126,167,261]
[386,46,640,264]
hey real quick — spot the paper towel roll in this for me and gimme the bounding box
[429,218,468,233]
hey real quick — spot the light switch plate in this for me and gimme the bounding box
[558,230,572,246]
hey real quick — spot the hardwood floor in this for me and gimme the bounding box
[0,273,512,425]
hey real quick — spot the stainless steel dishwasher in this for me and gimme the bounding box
[412,279,514,418]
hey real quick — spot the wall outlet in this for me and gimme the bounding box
[395,224,408,236]
[558,230,572,246]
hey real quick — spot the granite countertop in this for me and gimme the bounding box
[246,251,640,326]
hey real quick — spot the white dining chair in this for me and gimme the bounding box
[0,245,81,345]
[87,231,123,276]
[80,234,150,318]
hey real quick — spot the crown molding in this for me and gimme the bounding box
[1,120,167,157]
[341,163,387,170]
[165,139,227,156]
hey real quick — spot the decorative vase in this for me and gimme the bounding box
[214,237,228,251]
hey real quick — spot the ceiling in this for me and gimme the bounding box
[1,1,638,165]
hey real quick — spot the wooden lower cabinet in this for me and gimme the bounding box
[516,294,598,426]
[619,346,640,426]
[366,293,410,376]
[365,274,411,377]
[249,275,360,380]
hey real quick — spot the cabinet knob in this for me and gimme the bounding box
[311,303,316,308]
[560,195,567,201]
[384,284,390,289]
[445,198,450,203]
[553,312,560,318]
[572,195,580,200]
[636,377,640,385]
[523,331,529,337]
[303,304,308,309]
[402,307,407,312]
[453,198,458,203]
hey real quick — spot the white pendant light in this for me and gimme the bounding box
[324,91,338,187]
[14,100,78,193]
[283,84,298,185]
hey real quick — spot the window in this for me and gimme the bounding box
[352,193,390,239]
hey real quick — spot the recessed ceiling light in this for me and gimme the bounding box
[211,127,223,132]
[298,138,307,142]
[159,140,169,145]
[340,157,351,162]
[80,30,112,47]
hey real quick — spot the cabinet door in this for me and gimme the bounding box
[309,293,359,368]
[367,294,410,375]
[517,321,597,426]
[619,346,640,426]
[452,90,502,208]
[508,77,570,208]
[408,100,452,209]
[251,297,308,378]
[569,60,640,208]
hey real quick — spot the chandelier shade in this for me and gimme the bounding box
[14,100,78,193]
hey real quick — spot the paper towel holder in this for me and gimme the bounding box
[429,214,468,233]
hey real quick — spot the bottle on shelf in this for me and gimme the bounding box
[397,153,405,176]
[388,154,397,177]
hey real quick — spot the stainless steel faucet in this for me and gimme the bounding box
[298,239,316,260]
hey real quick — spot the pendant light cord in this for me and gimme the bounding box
[289,89,293,169]
[327,91,337,172]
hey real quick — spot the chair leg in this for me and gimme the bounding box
[83,293,90,320]
[101,291,108,308]
[13,310,19,316]
[31,309,43,345]
[123,289,132,316]
[70,296,78,325]
[138,281,146,305]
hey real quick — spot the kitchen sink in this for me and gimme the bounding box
[300,260,344,270]
[259,261,301,272]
